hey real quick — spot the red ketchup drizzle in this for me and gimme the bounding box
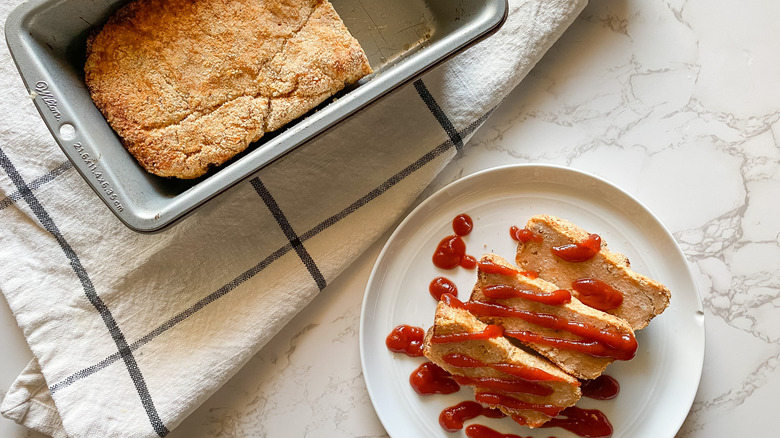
[572,278,623,311]
[464,301,637,360]
[431,324,504,344]
[439,401,505,432]
[510,226,543,243]
[478,259,538,279]
[479,259,519,276]
[465,424,526,438]
[475,392,563,418]
[409,362,460,395]
[454,375,552,397]
[491,363,562,382]
[385,325,425,357]
[581,374,620,400]
[433,214,476,269]
[551,234,601,262]
[440,292,467,310]
[541,406,613,438]
[483,284,571,306]
[442,353,562,382]
[429,276,458,301]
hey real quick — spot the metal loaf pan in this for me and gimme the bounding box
[5,0,507,232]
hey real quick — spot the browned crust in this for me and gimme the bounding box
[515,215,671,330]
[423,299,581,428]
[85,0,372,179]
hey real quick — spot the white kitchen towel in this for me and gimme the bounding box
[0,0,587,436]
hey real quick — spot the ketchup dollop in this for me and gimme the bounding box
[432,235,468,269]
[439,401,505,432]
[429,277,458,301]
[541,406,614,438]
[453,213,474,236]
[460,255,478,269]
[572,278,623,311]
[465,424,525,438]
[432,214,476,269]
[551,234,601,262]
[385,325,425,357]
[409,362,460,395]
[581,374,620,400]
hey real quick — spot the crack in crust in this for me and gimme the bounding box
[85,0,372,179]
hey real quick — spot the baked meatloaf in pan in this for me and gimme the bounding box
[5,0,507,231]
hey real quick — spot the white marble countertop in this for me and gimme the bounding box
[3,0,779,436]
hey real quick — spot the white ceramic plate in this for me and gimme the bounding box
[359,164,705,438]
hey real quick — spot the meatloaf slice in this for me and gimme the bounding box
[515,215,671,330]
[468,254,637,380]
[423,294,581,428]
